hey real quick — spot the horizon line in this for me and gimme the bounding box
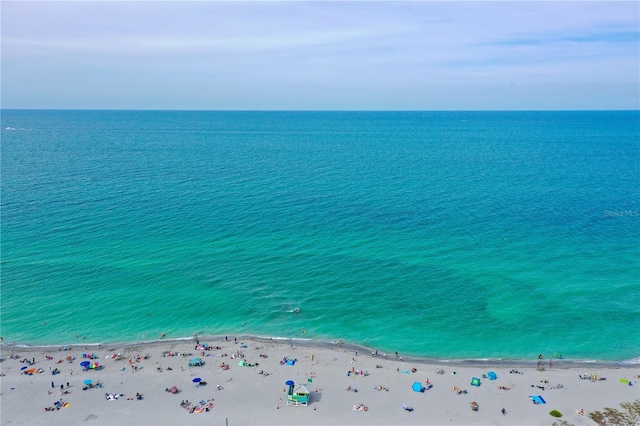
[2,108,639,112]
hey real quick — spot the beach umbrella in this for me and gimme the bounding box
[285,380,295,386]
[90,362,100,369]
[412,382,424,392]
[192,378,201,383]
[80,361,90,367]
[83,379,92,385]
[487,371,497,380]
[26,369,36,374]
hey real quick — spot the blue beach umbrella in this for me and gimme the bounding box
[192,378,201,383]
[83,379,92,385]
[80,361,90,367]
[412,382,424,392]
[487,371,497,380]
[285,380,294,386]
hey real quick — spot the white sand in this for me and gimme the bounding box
[1,336,638,425]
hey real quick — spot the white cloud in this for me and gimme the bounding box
[1,1,638,109]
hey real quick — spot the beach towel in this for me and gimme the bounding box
[285,360,295,366]
[619,379,630,384]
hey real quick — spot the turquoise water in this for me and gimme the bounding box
[2,110,639,362]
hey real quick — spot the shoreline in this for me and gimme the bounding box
[3,334,638,368]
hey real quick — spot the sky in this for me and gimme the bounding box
[1,1,639,110]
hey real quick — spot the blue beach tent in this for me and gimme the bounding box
[412,382,424,392]
[487,371,497,380]
[471,377,481,387]
[529,395,546,404]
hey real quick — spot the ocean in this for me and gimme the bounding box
[1,110,638,363]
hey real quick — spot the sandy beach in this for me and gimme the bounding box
[1,336,638,425]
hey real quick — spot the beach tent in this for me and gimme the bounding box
[412,382,424,392]
[189,358,203,367]
[287,384,310,406]
[471,377,481,387]
[487,371,497,380]
[529,395,546,405]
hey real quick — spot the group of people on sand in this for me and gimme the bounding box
[348,368,368,377]
[44,399,69,411]
[128,354,150,363]
[452,386,468,395]
[180,398,214,413]
[579,373,606,381]
[352,403,369,412]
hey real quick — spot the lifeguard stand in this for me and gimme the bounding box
[286,384,310,406]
